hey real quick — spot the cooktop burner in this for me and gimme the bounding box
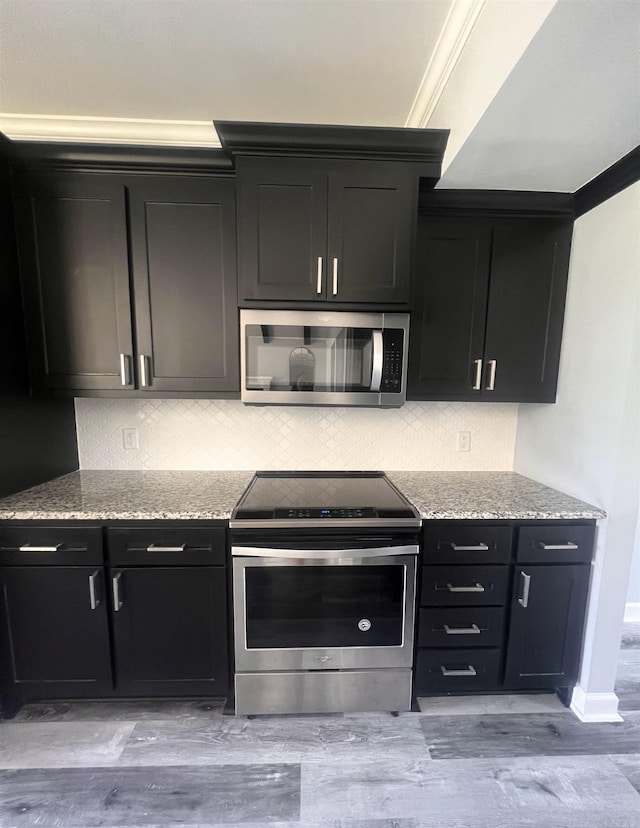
[230,471,420,528]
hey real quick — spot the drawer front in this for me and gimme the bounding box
[108,527,226,566]
[0,526,103,566]
[423,524,512,564]
[415,648,501,694]
[517,525,595,564]
[421,565,509,606]
[418,606,505,648]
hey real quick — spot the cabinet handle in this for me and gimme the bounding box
[18,543,62,552]
[444,582,485,593]
[119,353,131,386]
[449,543,489,552]
[139,354,150,387]
[472,358,483,390]
[444,624,480,635]
[518,570,531,608]
[316,256,323,294]
[486,359,497,391]
[146,544,186,552]
[441,665,477,677]
[88,570,101,610]
[112,572,123,611]
[332,258,338,295]
[536,541,579,550]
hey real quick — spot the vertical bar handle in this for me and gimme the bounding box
[112,572,123,611]
[120,354,131,386]
[518,571,531,608]
[472,358,483,390]
[316,256,323,294]
[486,359,497,391]
[139,354,150,387]
[88,570,101,610]
[332,258,338,296]
[370,330,383,392]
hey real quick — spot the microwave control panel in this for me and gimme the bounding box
[381,330,405,392]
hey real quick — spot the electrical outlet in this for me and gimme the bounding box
[456,431,471,452]
[122,428,139,451]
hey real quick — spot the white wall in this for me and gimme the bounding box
[75,399,518,471]
[514,182,640,703]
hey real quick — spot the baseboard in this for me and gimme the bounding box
[570,685,623,722]
[624,602,640,622]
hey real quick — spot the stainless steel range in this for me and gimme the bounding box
[229,472,421,715]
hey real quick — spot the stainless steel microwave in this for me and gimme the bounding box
[240,309,410,407]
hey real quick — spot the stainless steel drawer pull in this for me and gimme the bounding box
[449,543,489,552]
[112,572,123,611]
[444,624,481,635]
[146,544,186,553]
[139,354,150,387]
[536,542,579,550]
[441,665,477,677]
[316,256,323,294]
[472,358,483,390]
[18,543,62,552]
[119,353,130,386]
[445,582,485,593]
[88,570,101,610]
[486,359,497,391]
[518,571,531,608]
[332,257,338,295]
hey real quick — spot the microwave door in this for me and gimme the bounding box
[370,330,383,392]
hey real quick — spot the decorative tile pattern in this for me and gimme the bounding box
[75,399,519,472]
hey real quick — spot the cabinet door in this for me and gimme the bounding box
[111,567,228,696]
[327,164,414,303]
[483,218,572,402]
[0,566,112,696]
[408,217,491,398]
[236,158,328,302]
[15,173,134,391]
[129,176,239,393]
[504,564,590,689]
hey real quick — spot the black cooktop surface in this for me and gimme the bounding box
[232,471,418,521]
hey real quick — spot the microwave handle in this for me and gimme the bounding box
[370,330,383,392]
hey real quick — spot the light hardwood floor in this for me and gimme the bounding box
[0,625,638,827]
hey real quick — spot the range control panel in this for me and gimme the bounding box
[274,508,378,519]
[380,330,405,393]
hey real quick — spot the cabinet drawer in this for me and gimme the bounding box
[418,607,505,648]
[0,526,103,566]
[517,525,594,564]
[423,525,512,564]
[421,565,509,606]
[415,648,501,694]
[108,527,226,566]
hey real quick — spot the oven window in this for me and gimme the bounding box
[244,565,405,649]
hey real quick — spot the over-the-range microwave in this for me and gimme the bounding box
[240,309,410,407]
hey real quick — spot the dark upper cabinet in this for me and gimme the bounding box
[128,176,239,393]
[14,170,239,395]
[408,213,573,403]
[504,563,591,689]
[15,173,133,391]
[237,157,414,305]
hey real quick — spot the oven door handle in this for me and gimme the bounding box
[231,545,419,559]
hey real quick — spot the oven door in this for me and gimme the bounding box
[232,546,417,672]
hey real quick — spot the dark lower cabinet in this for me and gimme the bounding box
[0,566,112,700]
[111,566,228,696]
[503,564,591,689]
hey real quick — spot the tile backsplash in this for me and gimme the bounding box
[75,399,518,471]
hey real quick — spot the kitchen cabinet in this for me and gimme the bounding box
[408,213,573,403]
[14,171,239,394]
[236,157,414,305]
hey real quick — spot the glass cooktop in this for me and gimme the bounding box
[231,471,419,523]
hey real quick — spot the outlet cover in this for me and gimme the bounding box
[456,431,471,452]
[122,428,139,451]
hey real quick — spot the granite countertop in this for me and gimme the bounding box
[386,471,606,520]
[0,469,605,522]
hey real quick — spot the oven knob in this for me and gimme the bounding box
[358,618,372,632]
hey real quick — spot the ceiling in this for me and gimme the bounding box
[0,0,638,191]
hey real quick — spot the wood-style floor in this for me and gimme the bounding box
[1,625,639,827]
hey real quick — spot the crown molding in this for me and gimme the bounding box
[0,114,221,148]
[405,0,486,129]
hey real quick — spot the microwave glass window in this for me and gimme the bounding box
[245,324,375,392]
